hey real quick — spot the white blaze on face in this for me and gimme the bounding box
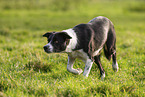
[44,42,53,52]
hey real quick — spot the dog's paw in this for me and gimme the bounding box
[77,68,83,75]
[101,73,105,80]
[112,62,119,72]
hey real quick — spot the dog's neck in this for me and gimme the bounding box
[63,29,77,52]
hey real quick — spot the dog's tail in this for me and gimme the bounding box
[104,22,116,61]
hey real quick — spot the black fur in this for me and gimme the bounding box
[43,16,118,77]
[73,17,116,59]
[72,16,117,76]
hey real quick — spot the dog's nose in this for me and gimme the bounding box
[43,46,48,50]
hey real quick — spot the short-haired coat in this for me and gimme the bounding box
[43,16,118,79]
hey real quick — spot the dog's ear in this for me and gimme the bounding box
[58,32,72,39]
[43,32,52,37]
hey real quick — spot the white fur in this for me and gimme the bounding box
[44,42,53,52]
[67,49,93,77]
[83,59,93,77]
[112,62,119,72]
[67,56,83,75]
[92,47,102,56]
[63,29,77,52]
[101,73,105,80]
[69,49,90,62]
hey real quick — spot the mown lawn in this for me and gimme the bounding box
[0,0,145,96]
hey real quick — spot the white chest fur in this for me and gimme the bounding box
[68,49,88,62]
[67,49,93,77]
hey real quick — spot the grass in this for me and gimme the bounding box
[0,0,145,96]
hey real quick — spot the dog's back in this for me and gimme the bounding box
[88,16,116,60]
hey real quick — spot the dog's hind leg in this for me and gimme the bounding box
[104,24,118,72]
[94,54,105,80]
[67,55,83,75]
[112,48,119,72]
[104,43,118,72]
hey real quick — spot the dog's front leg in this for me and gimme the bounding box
[83,59,93,77]
[67,56,83,75]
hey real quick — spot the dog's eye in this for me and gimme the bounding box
[55,41,58,43]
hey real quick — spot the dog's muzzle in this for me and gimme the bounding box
[43,46,51,53]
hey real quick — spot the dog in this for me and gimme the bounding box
[43,16,118,79]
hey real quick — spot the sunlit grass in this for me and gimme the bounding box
[0,0,145,96]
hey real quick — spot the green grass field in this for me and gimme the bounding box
[0,0,145,96]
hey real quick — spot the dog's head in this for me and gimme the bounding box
[43,32,72,53]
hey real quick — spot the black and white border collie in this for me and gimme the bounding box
[43,16,118,79]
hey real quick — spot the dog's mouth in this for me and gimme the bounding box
[44,50,52,53]
[43,46,53,53]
